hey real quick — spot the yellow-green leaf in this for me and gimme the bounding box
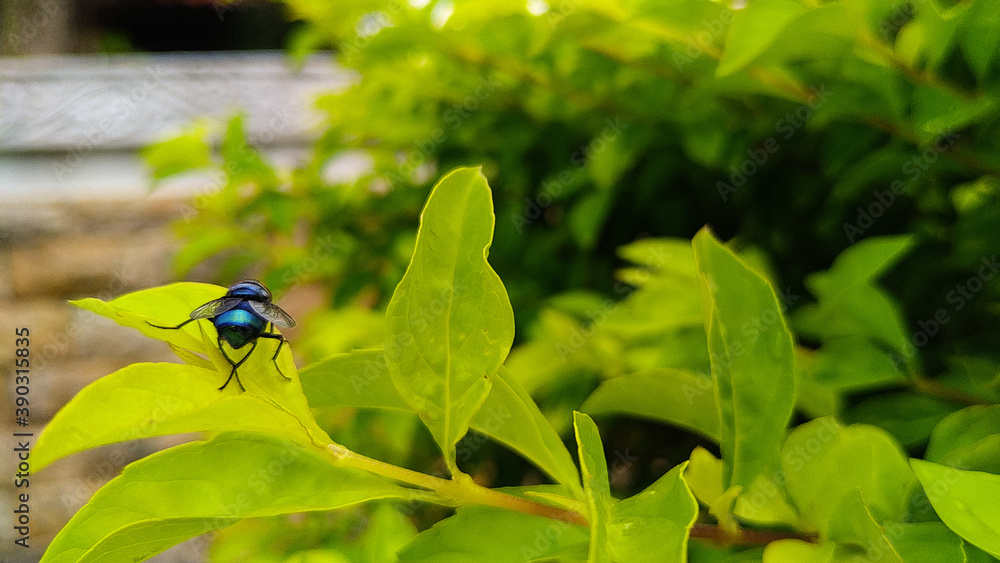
[693,228,795,490]
[384,166,515,474]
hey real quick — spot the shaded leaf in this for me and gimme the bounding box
[925,405,1000,474]
[581,368,720,441]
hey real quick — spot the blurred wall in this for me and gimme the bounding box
[0,52,346,562]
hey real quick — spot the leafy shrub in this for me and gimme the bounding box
[145,0,1000,361]
[37,169,1000,562]
[58,0,1000,559]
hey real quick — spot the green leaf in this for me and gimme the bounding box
[604,238,703,336]
[763,539,836,562]
[685,446,725,509]
[141,122,214,183]
[958,0,1000,82]
[72,282,230,355]
[733,472,800,529]
[764,522,972,563]
[568,191,614,250]
[33,363,317,471]
[806,235,915,296]
[480,368,584,497]
[581,368,720,442]
[843,391,957,449]
[384,166,515,473]
[692,228,795,490]
[797,236,916,356]
[396,505,589,563]
[300,348,411,411]
[717,0,807,76]
[892,522,971,563]
[71,283,328,444]
[608,462,698,562]
[361,504,419,563]
[574,411,613,563]
[911,459,1000,558]
[301,350,582,495]
[824,489,903,562]
[925,405,1000,474]
[617,237,697,278]
[910,85,995,143]
[752,5,854,73]
[781,418,916,535]
[807,337,907,392]
[40,433,410,563]
[221,113,280,188]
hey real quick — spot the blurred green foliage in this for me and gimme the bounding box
[138,0,1000,560]
[146,0,1000,360]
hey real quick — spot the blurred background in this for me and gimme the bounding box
[3,0,1000,561]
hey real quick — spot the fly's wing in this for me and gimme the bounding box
[189,297,243,320]
[249,301,296,327]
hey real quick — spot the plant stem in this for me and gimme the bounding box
[689,523,818,546]
[322,443,589,526]
[322,444,829,545]
[911,376,995,406]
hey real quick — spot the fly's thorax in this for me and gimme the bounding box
[227,280,272,302]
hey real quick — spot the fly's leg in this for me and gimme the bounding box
[258,331,291,381]
[146,318,197,330]
[217,336,258,392]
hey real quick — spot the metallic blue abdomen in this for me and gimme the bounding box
[214,305,266,349]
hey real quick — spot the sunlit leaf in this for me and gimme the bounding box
[40,434,411,563]
[574,411,612,563]
[71,284,325,442]
[384,166,515,473]
[717,0,807,76]
[301,350,582,494]
[396,505,589,563]
[608,462,698,562]
[693,228,795,490]
[911,459,1000,558]
[33,362,318,471]
[781,418,915,535]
